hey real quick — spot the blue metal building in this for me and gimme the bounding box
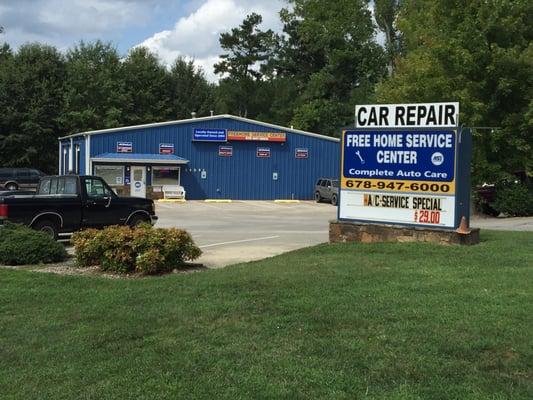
[58,115,340,200]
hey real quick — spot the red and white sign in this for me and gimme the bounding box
[295,148,308,159]
[256,147,271,158]
[339,191,455,227]
[159,143,174,154]
[117,142,132,153]
[219,146,233,157]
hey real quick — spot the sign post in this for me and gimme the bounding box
[332,102,478,245]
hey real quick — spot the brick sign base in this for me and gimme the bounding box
[329,220,480,246]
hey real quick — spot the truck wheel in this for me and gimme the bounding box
[128,215,149,228]
[33,219,59,240]
[6,182,18,191]
[314,191,322,203]
[331,194,338,206]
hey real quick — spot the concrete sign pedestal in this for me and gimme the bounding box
[329,220,480,246]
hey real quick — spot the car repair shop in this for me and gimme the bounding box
[58,115,339,200]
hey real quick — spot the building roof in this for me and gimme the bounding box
[61,114,340,143]
[91,153,189,164]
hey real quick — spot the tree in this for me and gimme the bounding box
[276,0,386,135]
[0,43,66,173]
[376,0,533,184]
[374,0,403,74]
[170,57,215,119]
[214,13,277,117]
[122,47,172,125]
[61,41,127,134]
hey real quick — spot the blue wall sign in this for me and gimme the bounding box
[117,142,132,153]
[193,128,227,142]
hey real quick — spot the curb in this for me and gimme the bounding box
[205,199,232,203]
[274,200,300,203]
[157,199,186,203]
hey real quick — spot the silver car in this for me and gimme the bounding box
[314,178,339,206]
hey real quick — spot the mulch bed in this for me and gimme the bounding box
[0,256,207,279]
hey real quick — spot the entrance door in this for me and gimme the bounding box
[130,166,146,198]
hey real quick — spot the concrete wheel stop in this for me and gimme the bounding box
[329,217,480,246]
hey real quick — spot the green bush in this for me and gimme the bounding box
[0,222,67,265]
[71,224,201,275]
[492,182,533,217]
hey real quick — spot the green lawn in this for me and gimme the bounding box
[1,230,532,399]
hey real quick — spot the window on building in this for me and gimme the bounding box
[152,167,180,186]
[94,165,124,186]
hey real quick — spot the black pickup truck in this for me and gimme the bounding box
[0,175,157,239]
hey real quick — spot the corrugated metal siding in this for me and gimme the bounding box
[65,117,339,200]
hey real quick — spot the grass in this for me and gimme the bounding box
[1,230,532,399]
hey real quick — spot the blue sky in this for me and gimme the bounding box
[0,0,286,81]
[0,0,382,81]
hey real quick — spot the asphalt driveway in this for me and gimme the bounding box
[155,201,533,268]
[155,201,337,268]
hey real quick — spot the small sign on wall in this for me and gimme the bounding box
[159,143,174,154]
[193,128,227,142]
[295,148,309,159]
[228,131,286,142]
[219,146,233,157]
[117,142,132,153]
[257,147,271,158]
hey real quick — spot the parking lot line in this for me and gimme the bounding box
[200,235,280,249]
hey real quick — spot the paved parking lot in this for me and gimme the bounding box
[155,201,533,268]
[155,201,337,268]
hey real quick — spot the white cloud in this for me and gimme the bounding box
[137,0,285,82]
[0,0,158,49]
[39,0,145,35]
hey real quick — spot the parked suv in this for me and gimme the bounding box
[0,168,45,191]
[315,178,339,206]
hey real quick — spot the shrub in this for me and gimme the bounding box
[0,222,67,265]
[68,228,102,267]
[491,182,533,217]
[71,224,201,275]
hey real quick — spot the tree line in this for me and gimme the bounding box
[0,0,531,186]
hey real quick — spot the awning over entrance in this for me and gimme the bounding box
[91,153,189,164]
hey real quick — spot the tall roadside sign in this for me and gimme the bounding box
[339,102,472,229]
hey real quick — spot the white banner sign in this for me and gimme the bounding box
[355,102,459,128]
[339,191,455,227]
